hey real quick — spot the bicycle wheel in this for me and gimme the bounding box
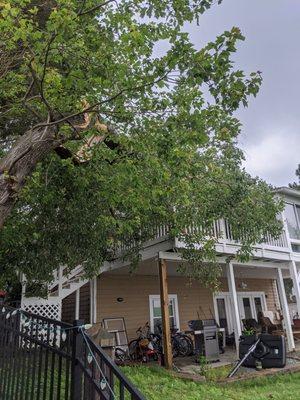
[128,339,140,361]
[115,347,129,364]
[174,334,194,356]
[171,336,180,358]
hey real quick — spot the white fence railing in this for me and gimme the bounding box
[222,220,288,248]
[115,219,289,254]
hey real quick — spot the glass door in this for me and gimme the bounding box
[238,293,266,321]
[214,294,233,334]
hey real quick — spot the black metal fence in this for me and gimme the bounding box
[0,306,145,400]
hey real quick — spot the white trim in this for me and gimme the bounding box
[149,294,180,332]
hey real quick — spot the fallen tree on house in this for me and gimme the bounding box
[0,0,283,290]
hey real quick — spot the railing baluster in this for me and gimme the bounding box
[19,319,29,400]
[119,382,124,400]
[24,315,36,400]
[56,328,63,400]
[11,313,22,399]
[42,320,51,400]
[29,317,39,400]
[49,323,57,400]
[2,311,13,398]
[35,321,45,400]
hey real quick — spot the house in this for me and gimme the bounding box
[21,186,300,365]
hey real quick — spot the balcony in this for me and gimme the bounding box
[114,219,290,260]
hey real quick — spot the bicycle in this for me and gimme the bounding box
[128,322,160,362]
[155,324,194,357]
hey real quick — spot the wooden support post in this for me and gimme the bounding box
[158,258,173,369]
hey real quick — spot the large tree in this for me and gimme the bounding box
[0,0,282,290]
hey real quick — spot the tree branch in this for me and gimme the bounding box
[33,71,170,130]
[77,0,116,16]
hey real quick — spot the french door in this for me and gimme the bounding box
[237,292,266,321]
[214,291,267,334]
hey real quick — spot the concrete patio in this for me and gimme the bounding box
[173,342,300,377]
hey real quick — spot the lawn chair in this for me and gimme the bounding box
[257,312,280,334]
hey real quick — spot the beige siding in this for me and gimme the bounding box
[96,274,279,341]
[62,282,90,324]
[219,278,279,312]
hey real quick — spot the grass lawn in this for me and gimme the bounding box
[122,365,300,400]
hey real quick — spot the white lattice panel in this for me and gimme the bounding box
[21,298,62,321]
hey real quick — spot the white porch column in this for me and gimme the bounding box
[93,278,97,323]
[58,266,63,298]
[276,267,295,351]
[75,288,80,320]
[226,261,242,353]
[89,278,98,324]
[289,261,300,318]
[21,274,27,299]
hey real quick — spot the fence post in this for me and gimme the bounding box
[70,319,84,400]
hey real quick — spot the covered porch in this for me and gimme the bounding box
[88,251,300,368]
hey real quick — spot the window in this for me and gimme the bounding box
[285,203,300,240]
[149,295,179,333]
[292,244,300,253]
[216,298,228,331]
[237,292,267,321]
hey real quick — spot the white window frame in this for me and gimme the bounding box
[149,294,180,332]
[284,202,300,242]
[237,292,267,321]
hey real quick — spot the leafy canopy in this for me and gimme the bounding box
[0,0,283,291]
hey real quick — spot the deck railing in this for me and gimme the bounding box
[0,306,145,400]
[222,220,288,249]
[114,219,289,254]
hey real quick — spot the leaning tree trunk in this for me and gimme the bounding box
[0,126,60,229]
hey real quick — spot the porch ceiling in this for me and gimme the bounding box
[103,257,290,279]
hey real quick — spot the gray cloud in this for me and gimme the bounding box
[185,0,300,186]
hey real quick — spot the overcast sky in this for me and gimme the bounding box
[185,0,300,187]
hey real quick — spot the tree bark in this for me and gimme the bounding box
[0,126,60,229]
